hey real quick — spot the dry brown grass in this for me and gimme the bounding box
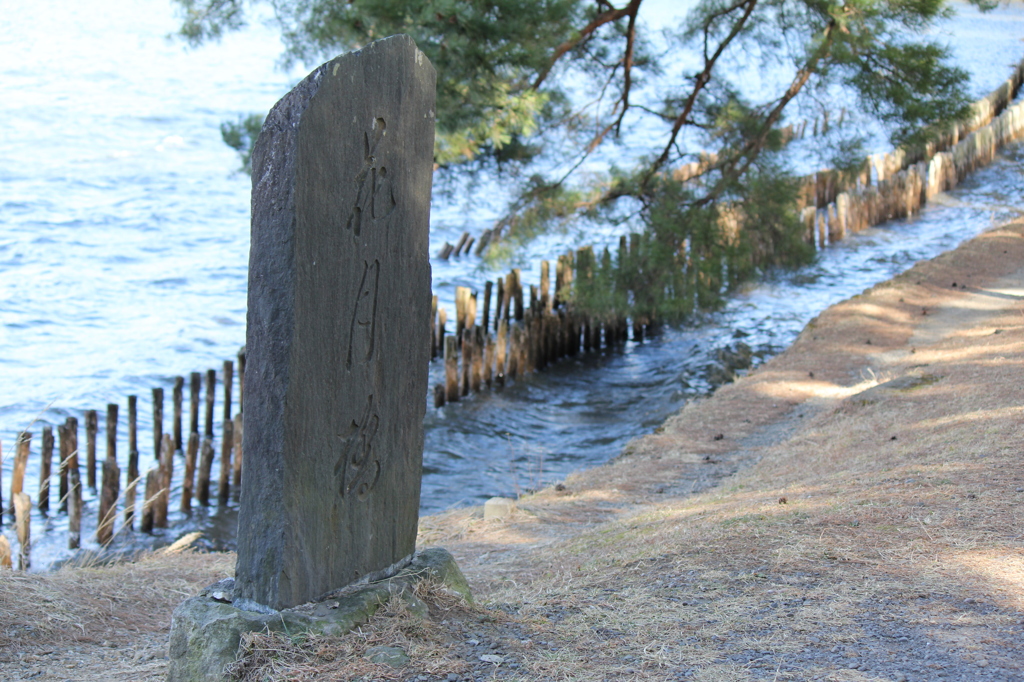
[0,550,231,680]
[229,580,490,681]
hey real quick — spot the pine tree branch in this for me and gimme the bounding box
[640,0,759,189]
[533,0,644,90]
[616,4,640,134]
[716,19,838,190]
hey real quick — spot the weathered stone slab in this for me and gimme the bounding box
[167,548,471,682]
[236,34,436,610]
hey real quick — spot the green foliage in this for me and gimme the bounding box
[486,175,602,256]
[180,0,582,169]
[846,42,972,148]
[176,0,990,321]
[178,0,246,42]
[569,159,811,321]
[219,113,264,174]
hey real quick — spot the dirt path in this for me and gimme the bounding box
[412,218,1024,681]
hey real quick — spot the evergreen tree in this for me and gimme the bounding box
[177,0,988,318]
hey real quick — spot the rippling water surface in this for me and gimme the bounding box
[2,0,1023,568]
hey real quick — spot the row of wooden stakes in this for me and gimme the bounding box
[440,109,851,262]
[428,254,650,406]
[799,59,1024,248]
[0,355,245,570]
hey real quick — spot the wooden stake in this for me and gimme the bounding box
[502,272,513,322]
[57,424,68,514]
[38,426,53,513]
[85,409,97,489]
[0,535,10,569]
[483,332,494,387]
[66,416,80,513]
[513,269,524,321]
[473,228,493,256]
[455,286,469,341]
[14,492,30,571]
[68,462,81,550]
[106,403,117,464]
[539,313,551,369]
[568,313,580,356]
[223,359,234,423]
[141,468,159,534]
[542,314,554,364]
[11,431,30,518]
[559,311,570,356]
[830,199,845,242]
[218,419,233,504]
[482,281,492,332]
[232,412,243,491]
[507,325,519,380]
[471,328,483,392]
[182,432,198,513]
[520,323,531,375]
[430,294,438,359]
[189,372,201,435]
[237,347,246,414]
[437,306,447,357]
[563,251,575,309]
[197,437,214,506]
[125,395,138,529]
[152,387,163,459]
[496,319,508,385]
[205,369,216,438]
[461,328,472,396]
[467,292,478,333]
[524,317,537,373]
[555,258,564,308]
[173,376,184,450]
[156,434,174,528]
[97,456,120,545]
[433,383,446,408]
[127,395,137,461]
[540,261,550,310]
[97,406,118,543]
[561,311,572,356]
[444,336,459,403]
[495,278,505,330]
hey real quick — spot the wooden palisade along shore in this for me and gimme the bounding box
[0,349,246,569]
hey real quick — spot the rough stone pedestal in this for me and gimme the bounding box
[167,548,471,682]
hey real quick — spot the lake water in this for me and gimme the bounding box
[2,0,1023,567]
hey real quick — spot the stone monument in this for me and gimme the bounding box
[168,38,473,682]
[235,34,435,611]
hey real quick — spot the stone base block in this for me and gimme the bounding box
[167,547,471,682]
[483,496,515,520]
